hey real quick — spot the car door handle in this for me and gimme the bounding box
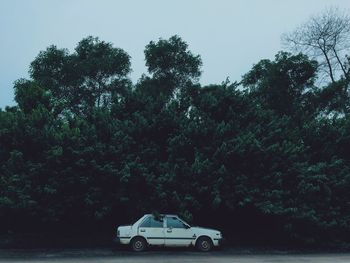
[167,229,172,233]
[140,229,146,232]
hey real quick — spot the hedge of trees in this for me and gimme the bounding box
[1,34,350,246]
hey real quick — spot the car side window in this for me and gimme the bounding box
[140,216,163,228]
[151,217,164,228]
[166,216,186,228]
[139,217,151,227]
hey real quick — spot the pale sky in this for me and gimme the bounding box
[1,0,349,108]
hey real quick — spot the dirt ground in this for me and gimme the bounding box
[0,248,350,263]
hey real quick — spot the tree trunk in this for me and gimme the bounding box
[332,48,349,81]
[319,42,335,83]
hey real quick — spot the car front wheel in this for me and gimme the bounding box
[131,237,147,252]
[196,236,213,252]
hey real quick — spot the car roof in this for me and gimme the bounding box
[145,214,178,217]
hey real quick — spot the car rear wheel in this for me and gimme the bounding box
[131,237,147,252]
[196,236,213,252]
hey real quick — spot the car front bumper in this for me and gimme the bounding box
[214,237,225,246]
[218,237,225,246]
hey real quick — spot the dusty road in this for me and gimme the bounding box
[0,248,349,263]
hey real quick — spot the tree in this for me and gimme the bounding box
[316,78,350,115]
[141,35,202,98]
[14,79,51,113]
[241,52,318,117]
[3,35,350,246]
[283,7,350,83]
[30,36,131,115]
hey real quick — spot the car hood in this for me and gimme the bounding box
[191,226,220,233]
[118,224,132,228]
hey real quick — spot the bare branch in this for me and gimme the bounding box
[282,6,350,83]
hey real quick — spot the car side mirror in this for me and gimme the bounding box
[184,224,190,229]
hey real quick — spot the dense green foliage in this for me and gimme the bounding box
[1,36,350,246]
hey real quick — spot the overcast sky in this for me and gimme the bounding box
[1,0,349,108]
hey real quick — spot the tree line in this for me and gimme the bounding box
[1,9,350,246]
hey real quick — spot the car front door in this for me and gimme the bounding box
[138,215,165,245]
[164,216,194,246]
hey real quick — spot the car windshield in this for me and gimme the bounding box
[179,217,190,227]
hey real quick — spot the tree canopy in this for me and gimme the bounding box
[30,36,131,116]
[1,33,350,247]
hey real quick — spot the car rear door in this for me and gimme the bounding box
[164,216,194,246]
[138,215,165,245]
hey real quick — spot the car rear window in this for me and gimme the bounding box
[140,216,163,228]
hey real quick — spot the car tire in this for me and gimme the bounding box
[131,237,147,252]
[196,236,213,252]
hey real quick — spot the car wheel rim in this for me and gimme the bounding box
[201,240,209,250]
[134,241,143,250]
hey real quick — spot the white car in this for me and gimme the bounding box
[115,214,223,252]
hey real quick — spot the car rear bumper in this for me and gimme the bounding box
[114,236,131,245]
[113,237,121,244]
